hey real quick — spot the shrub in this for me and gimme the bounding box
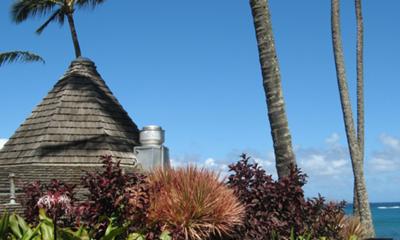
[80,155,148,238]
[306,197,346,238]
[339,215,365,240]
[147,166,244,240]
[23,179,76,225]
[226,154,345,239]
[122,174,153,237]
[21,156,165,239]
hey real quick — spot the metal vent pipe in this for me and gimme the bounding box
[134,125,170,171]
[139,125,165,146]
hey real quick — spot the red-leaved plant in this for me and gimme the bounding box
[23,156,161,238]
[80,155,149,238]
[226,154,345,240]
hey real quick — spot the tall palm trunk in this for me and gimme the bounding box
[249,0,296,178]
[353,0,364,216]
[67,13,82,58]
[331,0,374,237]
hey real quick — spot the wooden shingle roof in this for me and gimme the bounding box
[0,58,139,166]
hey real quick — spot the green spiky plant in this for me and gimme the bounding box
[0,211,10,239]
[11,0,108,58]
[0,210,171,240]
[0,209,89,240]
[0,51,44,67]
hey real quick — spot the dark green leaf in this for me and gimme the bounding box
[0,51,44,67]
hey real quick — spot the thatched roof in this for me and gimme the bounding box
[0,58,139,166]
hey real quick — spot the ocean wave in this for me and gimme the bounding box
[377,206,400,209]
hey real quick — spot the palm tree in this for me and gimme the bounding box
[0,51,44,67]
[11,0,107,58]
[249,0,296,179]
[331,0,374,237]
[353,0,364,217]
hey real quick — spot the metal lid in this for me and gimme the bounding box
[140,125,165,146]
[142,125,163,131]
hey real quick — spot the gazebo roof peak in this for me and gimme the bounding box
[0,59,139,166]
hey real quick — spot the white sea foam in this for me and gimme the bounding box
[377,206,400,209]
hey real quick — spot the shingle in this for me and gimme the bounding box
[0,58,140,203]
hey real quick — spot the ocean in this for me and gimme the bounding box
[344,202,400,240]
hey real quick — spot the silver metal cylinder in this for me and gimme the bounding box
[139,125,165,146]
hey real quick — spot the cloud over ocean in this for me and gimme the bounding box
[170,133,400,203]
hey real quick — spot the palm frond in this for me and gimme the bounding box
[0,51,45,67]
[36,8,64,34]
[56,9,65,25]
[75,0,107,9]
[11,0,60,23]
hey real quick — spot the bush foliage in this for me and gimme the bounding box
[226,154,345,240]
[20,154,354,240]
[80,155,150,238]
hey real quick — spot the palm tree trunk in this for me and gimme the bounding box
[353,0,365,216]
[354,161,375,237]
[331,0,374,237]
[249,0,296,179]
[66,13,82,58]
[353,186,359,215]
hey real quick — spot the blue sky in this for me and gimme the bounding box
[0,0,399,202]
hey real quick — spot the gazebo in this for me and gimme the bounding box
[0,58,140,209]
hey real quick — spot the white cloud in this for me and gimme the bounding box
[169,153,201,168]
[325,133,340,145]
[332,159,346,168]
[204,158,216,167]
[297,133,351,178]
[370,158,398,172]
[170,155,230,174]
[169,158,182,167]
[380,134,400,151]
[0,139,7,149]
[254,156,274,168]
[368,134,400,172]
[171,135,351,180]
[169,133,400,202]
[299,153,350,177]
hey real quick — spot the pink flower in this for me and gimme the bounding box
[37,193,72,215]
[37,195,54,209]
